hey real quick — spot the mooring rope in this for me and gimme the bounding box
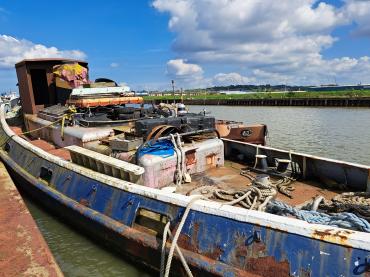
[211,174,370,232]
[266,200,370,232]
[170,134,182,186]
[160,221,193,277]
[1,106,76,148]
[271,177,296,198]
[214,177,277,211]
[1,116,64,149]
[240,169,296,198]
[319,192,370,221]
[161,195,204,277]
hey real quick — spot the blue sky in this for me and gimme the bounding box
[0,1,174,91]
[1,0,370,91]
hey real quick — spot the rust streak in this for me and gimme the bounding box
[246,256,290,277]
[79,198,90,207]
[312,229,354,246]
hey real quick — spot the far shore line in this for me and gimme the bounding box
[143,91,370,107]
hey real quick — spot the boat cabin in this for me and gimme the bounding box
[15,58,88,114]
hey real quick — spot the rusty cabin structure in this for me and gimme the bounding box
[15,58,88,114]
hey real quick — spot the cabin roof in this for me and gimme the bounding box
[15,58,88,68]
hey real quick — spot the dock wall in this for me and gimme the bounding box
[0,161,63,277]
[146,97,370,107]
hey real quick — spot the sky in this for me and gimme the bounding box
[1,0,370,91]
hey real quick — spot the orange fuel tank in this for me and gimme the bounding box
[67,96,143,108]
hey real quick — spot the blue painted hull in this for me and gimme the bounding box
[1,118,369,276]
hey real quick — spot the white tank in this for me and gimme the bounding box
[138,138,224,188]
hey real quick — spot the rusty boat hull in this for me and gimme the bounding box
[1,105,370,276]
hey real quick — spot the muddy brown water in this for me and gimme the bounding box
[24,106,369,276]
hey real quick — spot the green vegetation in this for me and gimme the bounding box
[143,90,370,101]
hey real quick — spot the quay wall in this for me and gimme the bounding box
[0,161,63,277]
[145,97,370,107]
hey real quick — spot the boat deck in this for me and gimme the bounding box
[10,126,71,161]
[176,161,340,207]
[8,126,344,207]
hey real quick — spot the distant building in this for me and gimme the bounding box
[219,90,251,95]
[135,91,149,96]
[307,84,370,91]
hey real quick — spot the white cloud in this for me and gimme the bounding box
[153,0,370,85]
[166,59,206,88]
[252,69,291,84]
[166,58,256,87]
[110,62,119,68]
[343,0,370,36]
[212,72,253,86]
[0,35,86,69]
[153,0,344,57]
[166,59,203,76]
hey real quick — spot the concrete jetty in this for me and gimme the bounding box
[0,161,63,277]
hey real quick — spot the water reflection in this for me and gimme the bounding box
[24,197,151,277]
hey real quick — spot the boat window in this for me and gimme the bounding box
[4,142,10,152]
[30,69,50,105]
[39,166,53,183]
[133,208,169,236]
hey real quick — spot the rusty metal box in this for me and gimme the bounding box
[109,137,143,152]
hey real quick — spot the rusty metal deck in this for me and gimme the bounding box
[176,161,341,207]
[0,161,63,277]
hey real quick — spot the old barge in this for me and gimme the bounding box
[1,58,370,276]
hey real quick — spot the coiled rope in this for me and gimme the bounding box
[211,175,370,232]
[240,169,295,198]
[319,192,370,222]
[214,179,277,211]
[266,200,370,233]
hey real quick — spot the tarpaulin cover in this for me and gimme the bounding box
[137,139,175,159]
[53,63,89,88]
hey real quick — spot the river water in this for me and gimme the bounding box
[24,197,151,277]
[25,106,370,276]
[190,106,370,165]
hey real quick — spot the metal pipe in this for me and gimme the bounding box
[156,128,216,141]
